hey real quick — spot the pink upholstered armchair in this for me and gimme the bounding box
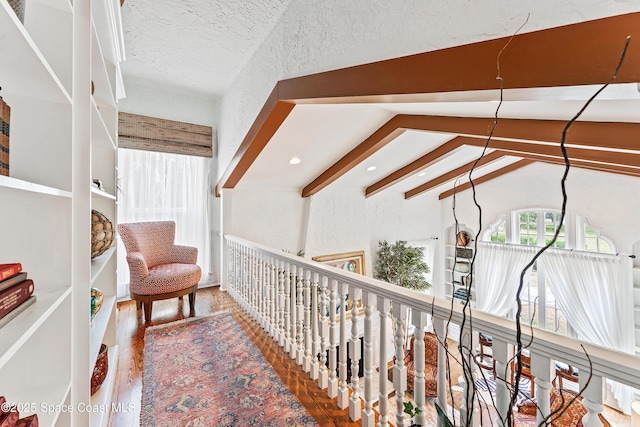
[118,221,201,325]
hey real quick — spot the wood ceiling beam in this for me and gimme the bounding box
[464,138,640,168]
[215,13,640,195]
[363,136,469,197]
[439,159,535,199]
[215,85,295,196]
[404,151,507,199]
[278,14,640,102]
[366,116,638,198]
[406,143,640,200]
[501,152,640,177]
[393,115,640,152]
[301,117,408,197]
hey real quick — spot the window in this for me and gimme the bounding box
[583,223,614,253]
[485,209,617,337]
[514,209,568,334]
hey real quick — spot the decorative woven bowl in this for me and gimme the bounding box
[91,344,109,395]
[7,0,26,23]
[91,287,104,320]
[91,209,114,259]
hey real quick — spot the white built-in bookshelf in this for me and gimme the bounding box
[0,0,124,425]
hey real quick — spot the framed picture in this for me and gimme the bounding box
[313,251,365,319]
[312,250,365,275]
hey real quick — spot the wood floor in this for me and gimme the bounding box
[110,286,367,426]
[108,286,630,427]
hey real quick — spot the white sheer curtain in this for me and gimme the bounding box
[539,250,635,413]
[116,148,211,299]
[407,238,437,290]
[475,242,538,316]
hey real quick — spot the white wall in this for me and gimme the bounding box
[304,189,372,274]
[226,188,308,253]
[217,0,639,181]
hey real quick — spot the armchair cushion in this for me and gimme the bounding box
[515,388,610,427]
[136,263,202,295]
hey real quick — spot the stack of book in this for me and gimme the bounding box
[0,264,36,329]
[0,396,39,426]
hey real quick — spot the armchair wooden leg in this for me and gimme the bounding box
[136,300,142,310]
[188,291,196,317]
[143,301,153,325]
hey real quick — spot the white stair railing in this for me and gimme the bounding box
[226,235,640,427]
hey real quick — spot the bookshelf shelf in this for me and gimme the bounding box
[91,246,117,284]
[0,1,71,104]
[0,175,72,198]
[89,345,119,427]
[91,187,117,200]
[0,286,71,369]
[90,296,116,367]
[0,0,124,424]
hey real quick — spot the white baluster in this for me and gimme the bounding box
[284,261,292,353]
[376,295,390,427]
[303,269,312,372]
[491,337,511,427]
[260,255,266,329]
[337,282,349,409]
[318,275,329,388]
[328,279,339,398]
[531,351,554,427]
[242,246,248,309]
[460,326,479,427]
[412,310,427,427]
[434,317,447,427]
[362,291,376,427]
[289,268,298,358]
[270,259,277,338]
[278,261,286,346]
[310,272,320,380]
[580,373,605,427]
[250,249,256,317]
[392,301,407,427]
[349,288,363,421]
[296,266,305,365]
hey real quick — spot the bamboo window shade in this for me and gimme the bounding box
[118,112,213,158]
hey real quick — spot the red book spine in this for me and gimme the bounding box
[16,415,38,427]
[0,264,22,281]
[0,280,34,320]
[0,272,28,293]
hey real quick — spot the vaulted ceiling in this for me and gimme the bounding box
[215,13,640,201]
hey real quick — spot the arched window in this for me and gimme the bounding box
[577,216,615,254]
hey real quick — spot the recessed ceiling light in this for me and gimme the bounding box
[366,166,377,171]
[418,172,427,177]
[289,157,301,165]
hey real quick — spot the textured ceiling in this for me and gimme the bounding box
[120,0,293,97]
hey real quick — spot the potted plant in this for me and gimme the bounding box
[404,401,422,427]
[374,240,431,291]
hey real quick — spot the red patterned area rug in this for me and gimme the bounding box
[141,311,318,427]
